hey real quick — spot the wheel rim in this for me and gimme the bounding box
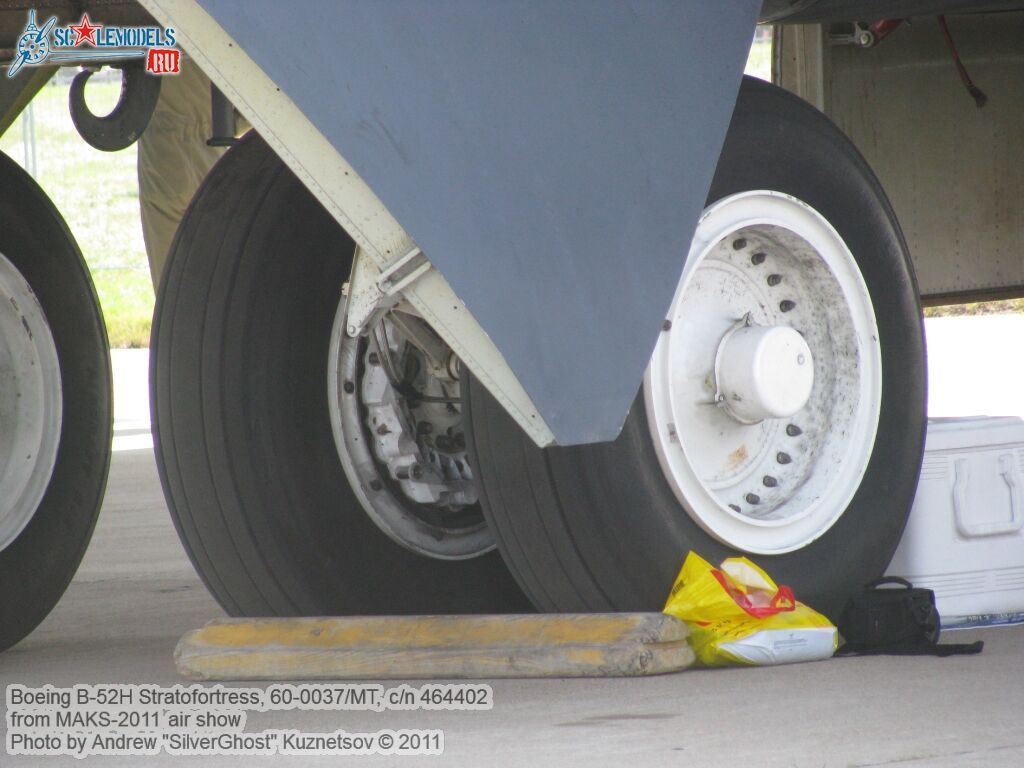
[0,250,62,552]
[643,191,882,554]
[328,297,493,560]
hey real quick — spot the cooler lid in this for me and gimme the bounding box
[926,416,1024,452]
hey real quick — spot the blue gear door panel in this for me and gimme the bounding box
[198,0,761,445]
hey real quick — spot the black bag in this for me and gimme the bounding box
[835,577,983,657]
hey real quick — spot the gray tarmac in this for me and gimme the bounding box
[2,339,1023,767]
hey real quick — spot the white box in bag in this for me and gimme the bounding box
[886,416,1024,623]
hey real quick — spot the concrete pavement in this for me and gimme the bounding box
[2,320,1024,767]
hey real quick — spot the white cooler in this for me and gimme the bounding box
[886,416,1024,624]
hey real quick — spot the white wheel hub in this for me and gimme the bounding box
[328,299,492,560]
[0,250,62,553]
[644,191,881,554]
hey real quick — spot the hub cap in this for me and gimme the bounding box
[714,317,814,424]
[644,191,882,554]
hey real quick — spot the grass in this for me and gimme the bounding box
[746,38,772,81]
[925,299,1024,318]
[92,269,156,348]
[1,73,154,348]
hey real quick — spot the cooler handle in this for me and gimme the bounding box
[953,455,1024,538]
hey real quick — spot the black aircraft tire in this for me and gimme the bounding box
[151,134,530,617]
[0,152,112,651]
[465,77,926,620]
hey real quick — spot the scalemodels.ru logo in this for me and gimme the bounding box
[8,10,181,78]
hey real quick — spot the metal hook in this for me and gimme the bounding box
[68,63,161,152]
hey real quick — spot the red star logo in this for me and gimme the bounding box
[69,13,100,46]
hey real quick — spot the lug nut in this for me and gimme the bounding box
[367,351,380,366]
[751,252,766,265]
[763,475,778,488]
[745,493,761,505]
[732,238,747,251]
[369,479,382,491]
[786,424,802,437]
[779,300,796,313]
[343,380,355,394]
[777,451,792,464]
[767,274,783,287]
[729,504,741,513]
[662,319,673,331]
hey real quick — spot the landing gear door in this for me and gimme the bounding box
[180,0,761,446]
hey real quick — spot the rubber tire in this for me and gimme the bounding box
[465,77,926,620]
[151,134,531,616]
[0,151,112,651]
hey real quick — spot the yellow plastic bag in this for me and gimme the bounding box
[663,551,837,667]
